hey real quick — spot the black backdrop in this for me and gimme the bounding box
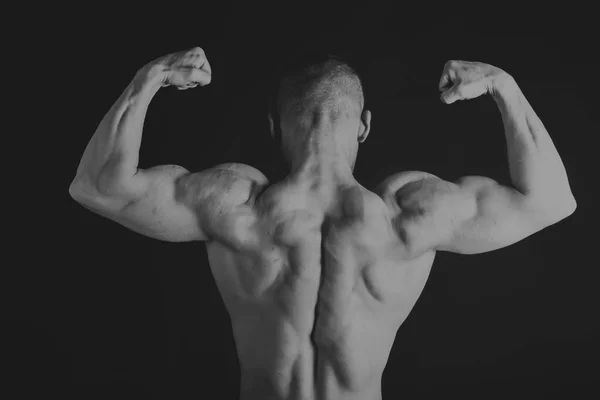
[8,5,598,399]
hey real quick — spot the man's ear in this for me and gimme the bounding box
[359,110,371,143]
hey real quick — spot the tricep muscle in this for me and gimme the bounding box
[435,176,541,254]
[385,172,549,256]
[71,163,267,243]
[72,165,206,242]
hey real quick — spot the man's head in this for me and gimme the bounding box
[268,52,371,170]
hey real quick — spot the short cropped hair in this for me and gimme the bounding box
[274,52,364,122]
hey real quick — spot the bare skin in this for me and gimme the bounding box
[70,48,576,400]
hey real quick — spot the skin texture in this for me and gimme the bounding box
[70,48,576,400]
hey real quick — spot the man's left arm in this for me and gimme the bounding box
[391,61,576,256]
[68,47,223,242]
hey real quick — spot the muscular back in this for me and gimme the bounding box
[205,168,436,400]
[73,157,569,399]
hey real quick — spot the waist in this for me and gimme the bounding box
[240,368,383,400]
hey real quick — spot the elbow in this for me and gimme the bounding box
[69,179,94,205]
[69,179,82,201]
[556,190,577,218]
[541,193,577,224]
[68,177,98,204]
[562,194,577,217]
[526,190,577,226]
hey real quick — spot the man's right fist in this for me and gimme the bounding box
[158,47,212,90]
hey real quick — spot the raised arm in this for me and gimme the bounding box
[69,47,265,242]
[382,60,576,256]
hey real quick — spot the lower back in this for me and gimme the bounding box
[234,311,390,400]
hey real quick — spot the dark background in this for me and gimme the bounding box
[6,4,598,399]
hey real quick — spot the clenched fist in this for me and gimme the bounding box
[438,60,510,104]
[155,47,212,90]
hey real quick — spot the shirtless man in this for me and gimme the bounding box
[69,47,576,400]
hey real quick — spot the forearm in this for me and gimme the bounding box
[70,63,167,196]
[491,75,576,214]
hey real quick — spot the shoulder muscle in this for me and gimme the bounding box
[175,163,269,242]
[377,171,476,256]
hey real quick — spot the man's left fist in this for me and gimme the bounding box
[439,60,509,104]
